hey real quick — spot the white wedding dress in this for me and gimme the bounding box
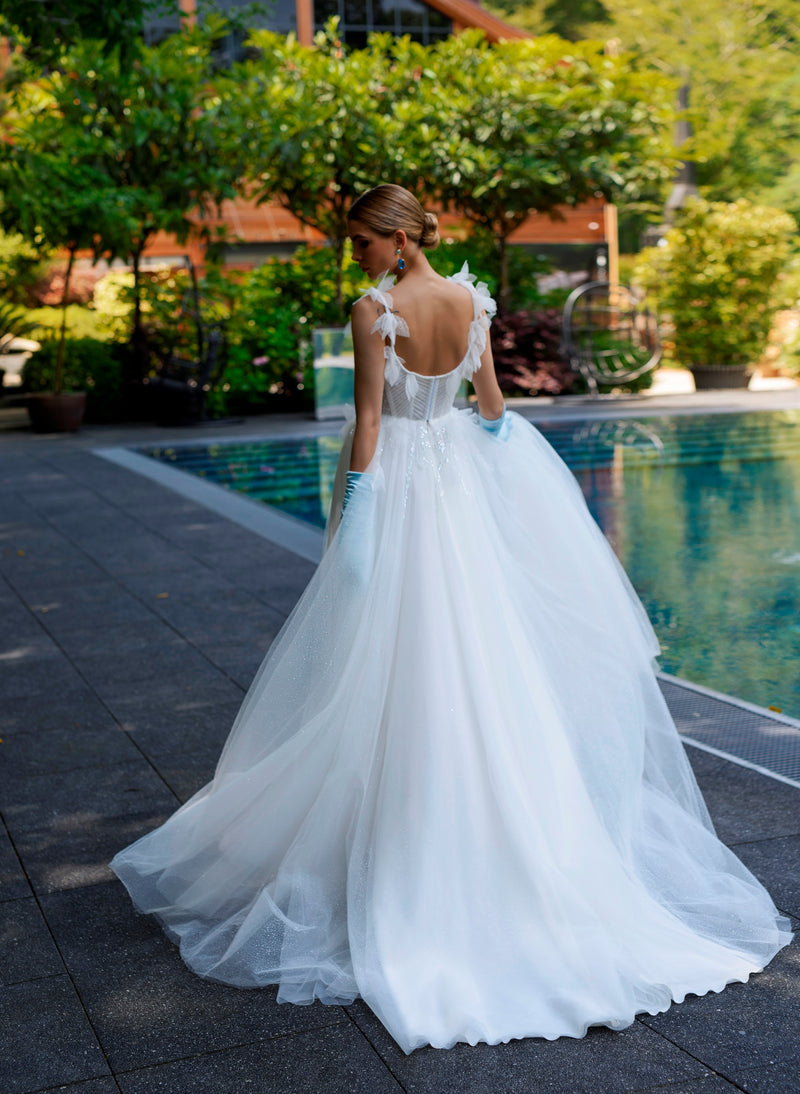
[111,266,791,1054]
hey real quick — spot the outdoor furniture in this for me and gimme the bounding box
[561,281,661,396]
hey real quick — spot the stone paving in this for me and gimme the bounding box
[1,405,799,1094]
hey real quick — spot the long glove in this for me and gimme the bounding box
[338,470,377,586]
[477,409,511,441]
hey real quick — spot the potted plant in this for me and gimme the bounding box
[636,198,797,389]
[24,243,89,431]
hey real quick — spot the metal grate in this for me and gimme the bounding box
[660,674,800,788]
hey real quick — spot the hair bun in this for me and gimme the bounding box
[420,212,440,250]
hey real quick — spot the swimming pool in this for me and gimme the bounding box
[144,409,800,719]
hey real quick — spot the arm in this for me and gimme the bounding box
[471,316,505,421]
[349,297,386,472]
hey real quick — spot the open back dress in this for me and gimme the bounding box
[111,265,791,1054]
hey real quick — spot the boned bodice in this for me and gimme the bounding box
[359,264,497,423]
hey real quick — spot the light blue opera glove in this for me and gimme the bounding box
[339,470,377,586]
[477,409,511,441]
[342,470,373,513]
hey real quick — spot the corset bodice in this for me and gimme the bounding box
[360,264,496,423]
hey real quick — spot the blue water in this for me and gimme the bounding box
[144,409,800,718]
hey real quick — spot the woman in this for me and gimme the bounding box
[111,184,791,1054]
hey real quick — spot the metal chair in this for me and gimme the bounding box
[561,281,661,396]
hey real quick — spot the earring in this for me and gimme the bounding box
[396,248,406,272]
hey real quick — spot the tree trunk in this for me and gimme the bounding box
[128,244,149,382]
[55,245,77,396]
[334,231,345,317]
[496,231,510,316]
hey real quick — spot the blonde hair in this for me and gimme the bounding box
[348,184,440,249]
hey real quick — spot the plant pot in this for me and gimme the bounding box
[26,391,87,433]
[689,364,753,391]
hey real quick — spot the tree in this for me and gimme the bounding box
[0,0,158,66]
[242,23,414,313]
[28,21,254,363]
[600,0,800,209]
[400,32,676,308]
[485,0,610,40]
[0,83,118,393]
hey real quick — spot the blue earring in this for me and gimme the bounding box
[396,248,405,272]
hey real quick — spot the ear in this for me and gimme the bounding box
[394,230,408,250]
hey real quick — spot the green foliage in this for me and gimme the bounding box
[0,298,38,352]
[485,0,610,40]
[26,305,112,342]
[601,0,800,210]
[384,31,676,307]
[0,229,50,304]
[0,0,157,67]
[238,25,675,312]
[429,227,556,312]
[241,22,416,311]
[635,198,798,367]
[21,337,126,421]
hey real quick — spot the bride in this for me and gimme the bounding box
[111,184,791,1054]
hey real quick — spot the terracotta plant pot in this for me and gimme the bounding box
[26,391,87,433]
[690,364,753,391]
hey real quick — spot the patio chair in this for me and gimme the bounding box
[561,281,661,396]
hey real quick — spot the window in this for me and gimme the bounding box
[314,0,452,47]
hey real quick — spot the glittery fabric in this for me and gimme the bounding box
[111,264,791,1056]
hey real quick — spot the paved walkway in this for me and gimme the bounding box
[1,401,799,1094]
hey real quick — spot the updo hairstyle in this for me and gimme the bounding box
[348,184,440,250]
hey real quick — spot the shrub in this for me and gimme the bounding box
[490,308,579,396]
[635,198,797,368]
[21,338,126,422]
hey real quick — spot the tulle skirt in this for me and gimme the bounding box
[111,408,792,1053]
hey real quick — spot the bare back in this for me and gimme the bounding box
[383,272,476,377]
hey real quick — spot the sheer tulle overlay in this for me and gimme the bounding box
[111,267,791,1053]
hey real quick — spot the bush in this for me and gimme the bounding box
[635,198,798,368]
[21,338,127,422]
[491,309,579,396]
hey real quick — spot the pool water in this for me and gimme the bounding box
[144,409,800,719]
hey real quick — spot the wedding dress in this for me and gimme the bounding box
[111,265,791,1054]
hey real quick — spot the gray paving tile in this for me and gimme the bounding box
[43,882,350,1073]
[3,761,177,894]
[0,895,65,985]
[0,722,142,781]
[97,669,244,708]
[731,835,800,919]
[0,689,118,737]
[73,643,225,690]
[639,936,800,1071]
[2,655,93,701]
[637,1079,741,1093]
[729,1058,800,1092]
[115,1022,401,1094]
[688,749,800,845]
[0,975,110,1093]
[27,587,157,635]
[0,824,32,901]
[115,699,238,758]
[345,1000,708,1094]
[34,1079,120,1094]
[52,620,186,660]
